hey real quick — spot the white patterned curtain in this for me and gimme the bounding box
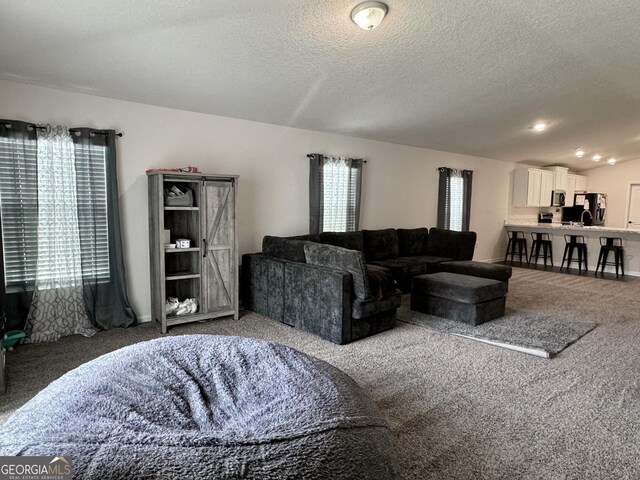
[25,125,97,343]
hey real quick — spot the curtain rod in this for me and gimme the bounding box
[2,122,123,137]
[306,153,367,163]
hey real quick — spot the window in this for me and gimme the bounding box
[0,129,110,291]
[0,134,38,288]
[448,175,464,231]
[437,167,473,231]
[309,154,363,234]
[73,141,110,282]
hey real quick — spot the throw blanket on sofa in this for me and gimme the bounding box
[0,335,398,479]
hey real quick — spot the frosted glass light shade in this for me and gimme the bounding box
[351,2,388,30]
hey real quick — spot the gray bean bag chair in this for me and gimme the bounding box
[0,335,398,479]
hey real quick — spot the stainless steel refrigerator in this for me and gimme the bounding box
[574,193,607,225]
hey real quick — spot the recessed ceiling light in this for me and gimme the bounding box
[351,2,388,30]
[532,122,547,132]
[607,157,616,165]
[575,148,585,158]
[592,154,602,161]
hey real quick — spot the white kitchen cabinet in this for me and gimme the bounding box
[563,174,588,207]
[566,174,577,207]
[575,175,588,192]
[513,168,553,207]
[539,171,554,207]
[546,166,568,191]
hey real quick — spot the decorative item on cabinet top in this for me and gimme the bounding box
[146,165,199,174]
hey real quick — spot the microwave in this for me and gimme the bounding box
[551,190,566,207]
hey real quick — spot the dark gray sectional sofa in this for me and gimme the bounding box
[242,227,510,345]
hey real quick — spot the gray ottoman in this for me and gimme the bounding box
[437,260,512,291]
[411,272,506,325]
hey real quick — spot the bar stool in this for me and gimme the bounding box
[529,232,553,267]
[595,237,624,277]
[561,234,588,273]
[504,230,528,264]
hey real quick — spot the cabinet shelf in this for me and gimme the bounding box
[164,206,199,211]
[165,309,236,327]
[166,272,201,281]
[164,247,200,253]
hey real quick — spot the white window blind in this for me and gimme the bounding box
[74,142,110,282]
[0,135,110,291]
[0,136,38,288]
[321,157,359,232]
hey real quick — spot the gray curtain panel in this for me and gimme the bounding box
[309,153,323,235]
[352,160,363,231]
[72,128,137,329]
[437,167,473,231]
[308,153,363,235]
[461,169,473,232]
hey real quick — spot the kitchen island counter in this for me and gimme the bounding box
[504,221,640,236]
[503,222,640,276]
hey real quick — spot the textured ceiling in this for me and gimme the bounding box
[1,0,640,171]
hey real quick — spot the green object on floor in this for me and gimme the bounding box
[3,330,25,349]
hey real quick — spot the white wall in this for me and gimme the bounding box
[0,80,515,321]
[584,159,640,228]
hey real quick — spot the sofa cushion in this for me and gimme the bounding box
[369,258,428,279]
[365,265,397,301]
[263,236,311,263]
[320,231,364,252]
[426,228,477,261]
[304,243,370,300]
[403,255,453,273]
[362,229,399,261]
[397,228,429,257]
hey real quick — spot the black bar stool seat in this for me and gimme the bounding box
[504,230,528,265]
[561,234,588,273]
[595,237,624,277]
[529,232,553,267]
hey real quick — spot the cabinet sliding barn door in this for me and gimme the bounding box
[202,180,237,315]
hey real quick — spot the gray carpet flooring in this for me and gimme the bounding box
[2,267,640,479]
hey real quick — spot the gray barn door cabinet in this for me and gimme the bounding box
[147,171,239,333]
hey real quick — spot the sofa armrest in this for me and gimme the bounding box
[283,262,353,345]
[241,253,289,322]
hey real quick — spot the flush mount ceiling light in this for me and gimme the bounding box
[531,122,547,132]
[592,153,602,161]
[351,2,388,30]
[607,157,616,165]
[575,148,585,158]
